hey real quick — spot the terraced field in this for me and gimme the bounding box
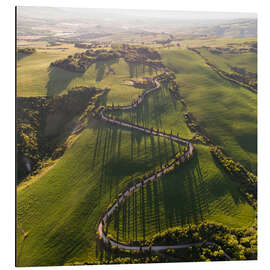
[16,120,182,266]
[160,48,257,173]
[107,144,255,242]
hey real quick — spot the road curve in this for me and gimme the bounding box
[96,77,230,260]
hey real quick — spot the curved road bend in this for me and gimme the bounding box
[96,77,231,260]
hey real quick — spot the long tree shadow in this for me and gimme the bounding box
[210,152,244,206]
[95,58,120,83]
[17,52,31,61]
[46,66,83,96]
[95,61,106,82]
[97,90,109,107]
[110,83,182,134]
[128,62,136,78]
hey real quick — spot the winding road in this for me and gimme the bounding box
[96,77,231,260]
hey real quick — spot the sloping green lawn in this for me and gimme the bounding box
[160,48,257,173]
[107,144,255,242]
[17,45,84,97]
[108,84,194,140]
[197,48,257,74]
[16,120,182,266]
[59,58,159,106]
[17,47,160,106]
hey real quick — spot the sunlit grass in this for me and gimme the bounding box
[160,48,257,173]
[107,144,255,242]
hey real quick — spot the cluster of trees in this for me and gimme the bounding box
[95,241,165,264]
[74,43,94,49]
[50,49,121,73]
[51,45,164,74]
[151,222,257,261]
[210,146,257,199]
[207,60,257,92]
[155,72,175,83]
[84,49,121,61]
[17,47,36,55]
[229,66,257,90]
[98,222,256,263]
[131,78,155,89]
[201,43,257,55]
[154,38,173,45]
[16,86,104,183]
[74,41,111,49]
[50,55,89,73]
[163,243,227,262]
[120,45,164,70]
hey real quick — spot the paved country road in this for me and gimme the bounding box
[96,76,231,260]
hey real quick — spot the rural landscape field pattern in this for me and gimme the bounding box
[16,18,257,266]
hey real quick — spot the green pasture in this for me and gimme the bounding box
[107,144,255,242]
[17,46,160,106]
[160,48,257,173]
[197,48,257,74]
[17,44,84,96]
[16,120,182,266]
[108,83,194,140]
[57,58,159,106]
[180,36,257,48]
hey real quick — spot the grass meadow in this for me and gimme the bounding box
[17,44,84,96]
[160,48,257,173]
[17,46,160,106]
[197,48,257,74]
[16,120,182,266]
[108,84,194,140]
[16,39,257,265]
[107,144,255,242]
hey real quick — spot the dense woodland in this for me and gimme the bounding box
[16,86,105,183]
[151,222,257,261]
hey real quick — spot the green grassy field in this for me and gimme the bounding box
[180,37,257,48]
[160,48,257,173]
[16,38,257,266]
[17,44,85,96]
[197,48,257,74]
[16,120,182,266]
[107,84,194,140]
[107,144,255,242]
[17,46,160,106]
[56,58,159,106]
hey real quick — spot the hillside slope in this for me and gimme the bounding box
[16,121,181,266]
[160,48,257,173]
